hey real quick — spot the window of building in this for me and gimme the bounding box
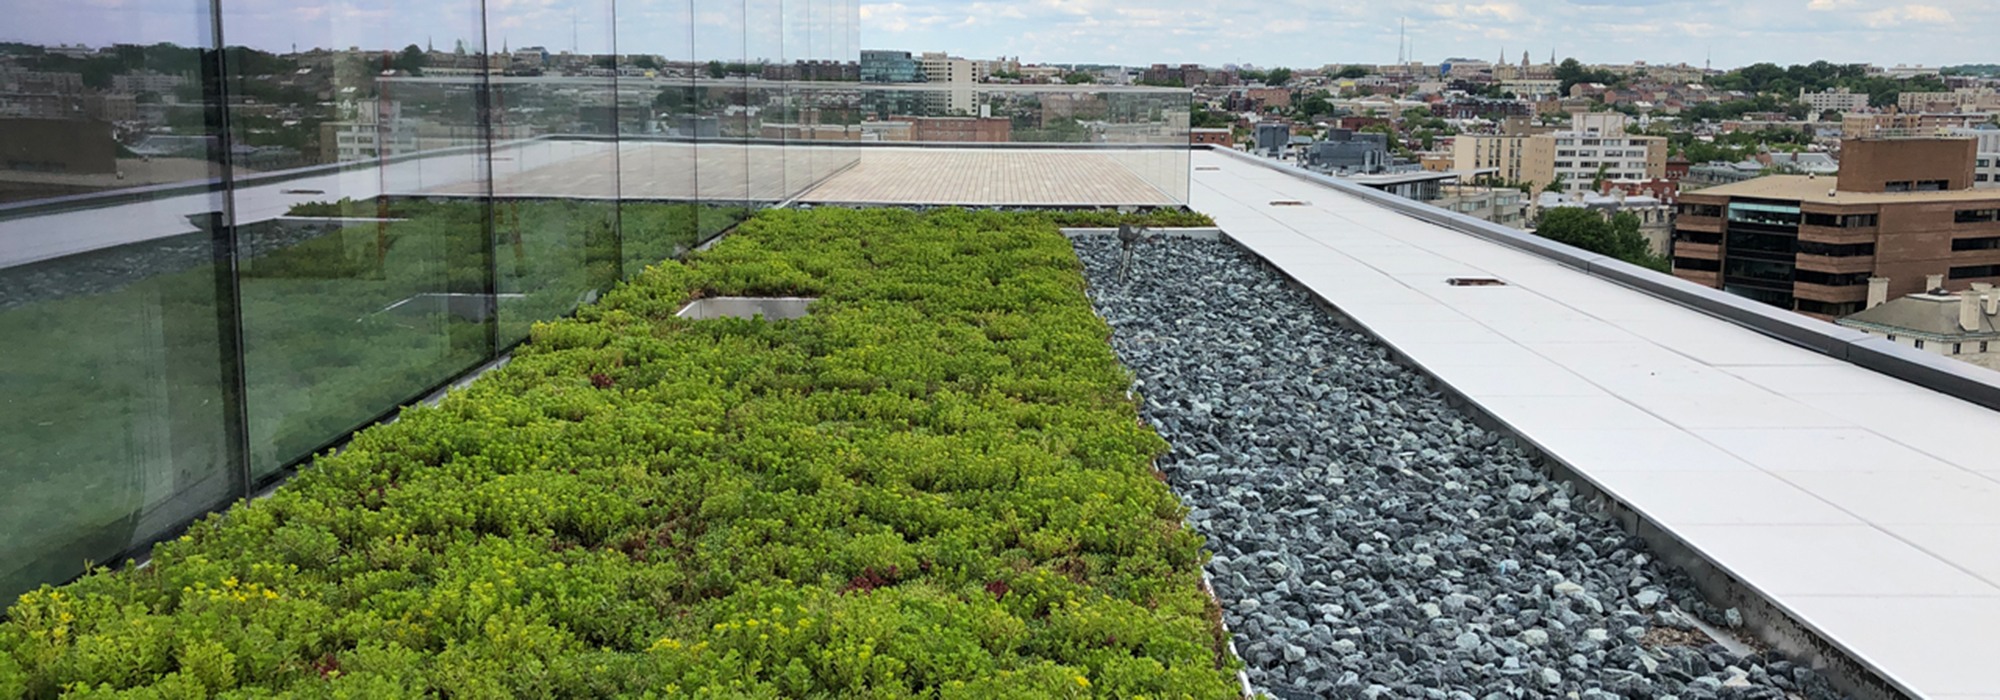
[1582,139,1600,145]
[1673,256,1721,271]
[1795,299,1861,316]
[1844,213,1879,228]
[1984,341,1991,353]
[1554,161,1572,168]
[1950,264,2000,279]
[1558,150,1576,157]
[1726,201,1802,227]
[1917,180,1949,191]
[1954,343,1962,355]
[1804,212,1839,227]
[1980,159,1991,168]
[1915,339,1925,349]
[1982,174,1992,182]
[1680,203,1723,217]
[1794,269,1873,286]
[1887,333,1898,341]
[1953,236,2000,251]
[1886,181,1913,192]
[1556,138,1574,145]
[1955,209,1997,224]
[1797,240,1875,257]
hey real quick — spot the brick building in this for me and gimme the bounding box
[1672,137,2000,319]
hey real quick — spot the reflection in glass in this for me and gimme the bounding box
[0,1,241,600]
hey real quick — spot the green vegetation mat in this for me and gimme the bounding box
[0,208,1239,699]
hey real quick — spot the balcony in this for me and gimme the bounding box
[1673,268,1722,287]
[1798,223,1879,244]
[1792,280,1872,303]
[1674,241,1721,259]
[1795,252,1878,275]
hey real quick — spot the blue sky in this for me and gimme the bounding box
[4,0,1994,69]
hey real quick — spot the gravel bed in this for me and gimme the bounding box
[1074,236,1846,700]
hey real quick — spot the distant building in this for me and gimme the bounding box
[1799,87,1868,114]
[1433,184,1529,227]
[918,52,984,115]
[319,99,418,163]
[1838,282,2000,372]
[1525,113,1668,194]
[1189,127,1232,147]
[891,116,1010,143]
[1454,113,1663,194]
[1254,122,1292,156]
[860,50,922,83]
[1896,88,1999,113]
[1303,129,1394,174]
[110,71,186,95]
[1672,137,2000,318]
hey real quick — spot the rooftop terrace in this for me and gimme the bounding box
[8,125,2000,697]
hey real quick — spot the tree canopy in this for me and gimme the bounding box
[1705,61,1947,108]
[1553,58,1620,95]
[1535,208,1667,272]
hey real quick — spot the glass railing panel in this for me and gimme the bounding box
[223,0,495,477]
[615,0,711,277]
[484,1,621,347]
[0,4,243,600]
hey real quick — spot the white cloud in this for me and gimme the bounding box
[1863,3,1955,27]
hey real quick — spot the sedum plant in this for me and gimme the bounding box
[0,208,1239,699]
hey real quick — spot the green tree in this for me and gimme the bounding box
[1542,173,1568,194]
[1589,163,1610,192]
[1266,67,1293,85]
[392,44,426,75]
[1191,107,1233,128]
[707,60,726,79]
[1534,208,1666,272]
[1063,72,1096,84]
[1334,66,1369,79]
[1402,106,1433,121]
[1296,92,1335,118]
[633,55,663,70]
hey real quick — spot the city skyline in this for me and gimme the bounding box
[4,0,1994,70]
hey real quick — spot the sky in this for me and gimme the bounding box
[3,0,1996,70]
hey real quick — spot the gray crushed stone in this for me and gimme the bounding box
[1074,236,1846,700]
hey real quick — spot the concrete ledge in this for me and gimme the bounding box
[1198,144,2000,412]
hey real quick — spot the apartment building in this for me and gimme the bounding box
[1943,127,2000,188]
[1453,113,1664,193]
[1529,113,1667,193]
[1672,137,2000,318]
[919,52,984,115]
[1451,133,1532,183]
[1896,88,2000,113]
[1799,87,1868,114]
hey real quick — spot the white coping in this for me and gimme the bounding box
[1189,149,2000,700]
